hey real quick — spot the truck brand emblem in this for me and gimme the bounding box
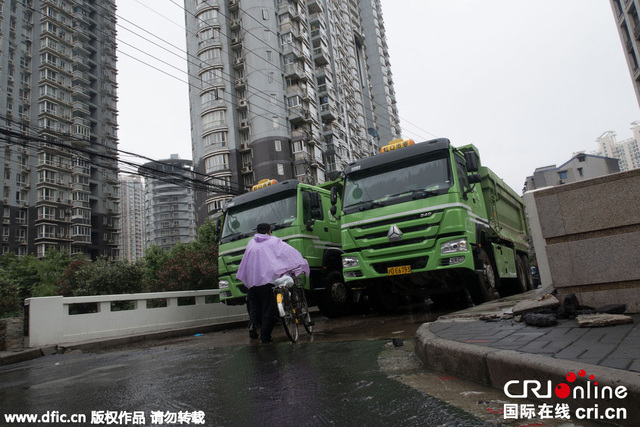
[388,225,402,242]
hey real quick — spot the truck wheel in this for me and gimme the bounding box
[512,255,528,295]
[472,249,498,303]
[521,254,535,290]
[317,271,350,318]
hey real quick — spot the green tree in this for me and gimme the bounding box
[146,220,219,292]
[56,257,145,296]
[0,269,21,318]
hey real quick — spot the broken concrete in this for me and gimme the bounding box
[511,294,560,316]
[576,313,634,328]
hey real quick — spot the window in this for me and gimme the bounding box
[287,96,301,107]
[266,50,273,62]
[205,154,229,173]
[262,9,269,20]
[203,131,227,148]
[577,168,583,177]
[275,140,281,151]
[558,171,567,180]
[281,33,292,45]
[198,48,221,62]
[277,164,284,176]
[202,109,226,128]
[201,68,223,85]
[197,9,218,28]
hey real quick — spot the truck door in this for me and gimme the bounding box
[301,190,331,266]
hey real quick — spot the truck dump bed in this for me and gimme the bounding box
[479,166,529,248]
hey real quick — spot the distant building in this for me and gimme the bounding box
[183,0,401,224]
[610,0,640,109]
[118,175,145,262]
[524,153,620,191]
[594,121,640,171]
[140,155,197,251]
[0,0,120,259]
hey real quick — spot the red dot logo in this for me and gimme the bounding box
[578,369,586,377]
[555,383,571,399]
[566,372,576,382]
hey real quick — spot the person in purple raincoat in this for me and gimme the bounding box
[236,223,310,343]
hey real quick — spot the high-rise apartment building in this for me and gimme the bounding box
[184,0,400,223]
[594,121,640,171]
[140,155,197,251]
[118,175,145,262]
[610,0,640,108]
[0,0,120,258]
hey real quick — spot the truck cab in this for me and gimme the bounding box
[334,138,532,310]
[217,179,349,317]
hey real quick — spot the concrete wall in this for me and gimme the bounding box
[524,169,640,313]
[24,290,248,348]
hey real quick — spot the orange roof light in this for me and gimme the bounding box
[251,179,278,191]
[380,138,415,154]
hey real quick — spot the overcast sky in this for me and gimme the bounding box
[116,0,640,192]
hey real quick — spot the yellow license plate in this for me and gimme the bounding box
[388,265,411,276]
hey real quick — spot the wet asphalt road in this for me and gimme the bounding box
[2,300,578,427]
[0,302,490,426]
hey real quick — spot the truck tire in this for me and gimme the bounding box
[512,255,528,295]
[520,254,535,290]
[472,249,498,303]
[317,271,350,318]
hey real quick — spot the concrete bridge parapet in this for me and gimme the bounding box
[24,290,248,348]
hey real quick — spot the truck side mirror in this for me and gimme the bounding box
[330,205,337,216]
[464,151,479,173]
[330,186,337,206]
[468,173,482,184]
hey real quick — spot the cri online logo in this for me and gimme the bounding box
[504,370,628,400]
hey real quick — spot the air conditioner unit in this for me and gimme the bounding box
[2,237,8,242]
[231,37,240,44]
[238,99,247,107]
[240,120,249,128]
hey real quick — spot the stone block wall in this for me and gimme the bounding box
[524,169,640,313]
[0,318,24,351]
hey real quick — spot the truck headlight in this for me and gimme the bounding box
[218,280,229,289]
[441,238,468,254]
[342,256,360,268]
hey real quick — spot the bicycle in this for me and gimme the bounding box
[273,272,314,343]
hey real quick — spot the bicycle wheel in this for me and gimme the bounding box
[297,287,313,335]
[279,291,298,343]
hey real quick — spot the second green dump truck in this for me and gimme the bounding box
[217,179,350,317]
[331,138,533,310]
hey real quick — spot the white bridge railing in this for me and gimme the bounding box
[24,290,248,348]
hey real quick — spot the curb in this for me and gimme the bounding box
[415,322,640,426]
[0,320,248,367]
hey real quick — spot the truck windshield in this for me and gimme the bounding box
[221,193,297,243]
[343,155,452,213]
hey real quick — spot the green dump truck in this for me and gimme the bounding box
[217,179,349,317]
[330,138,533,310]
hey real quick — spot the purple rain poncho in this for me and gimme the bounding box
[236,233,310,288]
